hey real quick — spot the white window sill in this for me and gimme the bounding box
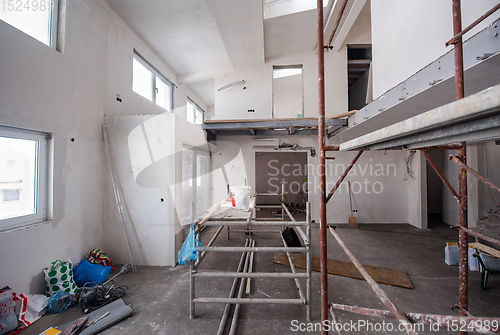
[0,220,52,235]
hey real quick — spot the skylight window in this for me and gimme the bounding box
[264,0,329,20]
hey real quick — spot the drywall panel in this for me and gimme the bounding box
[103,115,178,266]
[214,48,347,120]
[371,0,500,99]
[407,152,427,229]
[212,136,409,224]
[0,0,109,293]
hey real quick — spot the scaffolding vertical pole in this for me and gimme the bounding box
[458,142,468,328]
[306,202,312,322]
[452,0,465,101]
[317,0,328,332]
[451,0,468,330]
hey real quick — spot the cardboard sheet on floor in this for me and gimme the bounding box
[273,253,412,289]
[55,299,132,335]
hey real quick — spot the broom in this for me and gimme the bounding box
[348,181,358,228]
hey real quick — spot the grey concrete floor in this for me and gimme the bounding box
[30,220,500,334]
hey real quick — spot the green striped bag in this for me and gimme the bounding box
[43,260,78,296]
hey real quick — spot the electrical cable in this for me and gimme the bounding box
[75,280,128,313]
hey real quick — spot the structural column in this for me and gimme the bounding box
[316,0,328,333]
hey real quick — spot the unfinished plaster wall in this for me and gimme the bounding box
[371,0,500,99]
[214,49,347,119]
[104,9,208,266]
[212,136,410,224]
[0,0,108,293]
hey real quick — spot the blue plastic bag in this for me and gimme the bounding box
[47,291,72,314]
[178,223,201,265]
[73,259,112,287]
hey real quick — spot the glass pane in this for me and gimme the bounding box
[0,3,52,45]
[133,58,153,101]
[186,101,195,124]
[0,137,38,220]
[181,148,194,224]
[195,108,204,125]
[155,76,172,111]
[196,154,209,216]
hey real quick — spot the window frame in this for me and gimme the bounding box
[187,97,205,125]
[0,0,59,48]
[0,125,49,231]
[132,49,175,112]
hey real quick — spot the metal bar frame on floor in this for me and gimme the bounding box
[189,199,312,331]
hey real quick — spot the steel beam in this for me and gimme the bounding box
[201,118,346,130]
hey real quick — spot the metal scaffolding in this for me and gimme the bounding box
[189,195,312,334]
[317,1,500,334]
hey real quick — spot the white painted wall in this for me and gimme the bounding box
[406,152,427,229]
[214,49,348,119]
[371,0,500,98]
[0,0,109,293]
[104,9,209,266]
[212,136,412,224]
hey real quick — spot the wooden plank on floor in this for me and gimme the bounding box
[273,253,413,289]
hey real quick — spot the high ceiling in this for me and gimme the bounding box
[105,0,352,107]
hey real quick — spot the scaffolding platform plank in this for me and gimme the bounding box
[273,253,413,289]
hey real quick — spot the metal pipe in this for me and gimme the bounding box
[229,230,282,234]
[102,124,137,272]
[282,182,285,221]
[317,0,328,330]
[217,239,250,335]
[457,142,469,329]
[327,0,349,48]
[195,225,224,268]
[446,2,500,46]
[456,225,500,248]
[203,221,309,226]
[190,261,195,319]
[324,145,340,151]
[330,307,344,335]
[246,240,256,295]
[228,239,252,335]
[330,304,500,335]
[452,0,465,100]
[306,202,312,322]
[193,272,309,279]
[196,246,308,253]
[280,234,306,304]
[329,227,418,335]
[449,154,500,195]
[193,297,305,304]
[282,203,307,243]
[326,151,364,203]
[420,149,460,201]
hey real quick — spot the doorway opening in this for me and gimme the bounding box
[272,65,304,119]
[347,45,372,111]
[255,151,308,217]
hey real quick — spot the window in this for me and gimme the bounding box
[0,0,58,47]
[132,50,174,111]
[0,126,49,231]
[187,98,204,125]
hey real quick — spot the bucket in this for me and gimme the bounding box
[230,186,251,210]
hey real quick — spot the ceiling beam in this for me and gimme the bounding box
[331,0,368,52]
[201,118,346,130]
[177,69,216,85]
[208,0,265,69]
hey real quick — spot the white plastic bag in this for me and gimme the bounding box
[13,293,48,328]
[0,287,18,335]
